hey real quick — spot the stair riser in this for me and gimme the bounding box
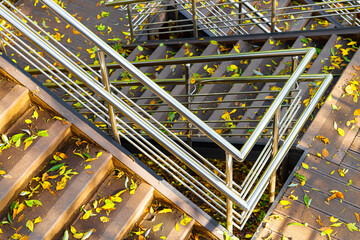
[0,84,30,132]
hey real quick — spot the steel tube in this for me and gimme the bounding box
[226,153,234,233]
[40,0,245,163]
[8,1,250,211]
[269,108,279,203]
[247,74,332,208]
[239,47,316,160]
[98,50,121,145]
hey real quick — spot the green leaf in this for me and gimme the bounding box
[37,130,49,137]
[138,45,143,51]
[210,40,218,45]
[301,38,309,44]
[25,199,42,207]
[347,222,359,232]
[294,173,307,182]
[288,222,307,227]
[223,231,231,240]
[304,193,312,208]
[330,47,335,56]
[63,230,69,240]
[47,163,65,172]
[81,229,93,240]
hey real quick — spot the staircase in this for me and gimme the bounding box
[0,76,203,239]
[0,0,357,238]
[106,0,360,41]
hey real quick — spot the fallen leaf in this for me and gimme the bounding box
[322,148,329,158]
[153,223,163,232]
[26,220,34,232]
[355,213,359,222]
[354,109,360,116]
[353,65,360,70]
[337,128,345,136]
[280,200,291,206]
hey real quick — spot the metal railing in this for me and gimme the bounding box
[106,0,360,40]
[0,0,332,233]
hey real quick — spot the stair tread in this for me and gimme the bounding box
[0,139,112,240]
[0,114,71,214]
[125,201,194,240]
[67,170,151,240]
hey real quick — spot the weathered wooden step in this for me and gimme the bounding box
[125,201,195,240]
[67,170,153,240]
[0,107,71,215]
[0,80,30,132]
[0,139,113,239]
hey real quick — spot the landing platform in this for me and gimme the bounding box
[254,48,360,239]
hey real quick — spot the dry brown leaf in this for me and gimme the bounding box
[355,213,360,222]
[353,65,360,71]
[322,148,329,158]
[317,216,324,226]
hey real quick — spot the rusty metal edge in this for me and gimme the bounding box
[0,54,226,240]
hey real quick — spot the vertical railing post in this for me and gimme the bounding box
[291,56,299,74]
[0,38,7,55]
[226,152,233,234]
[269,108,279,203]
[271,0,277,33]
[127,5,135,41]
[185,63,193,146]
[238,0,243,26]
[97,50,121,145]
[192,0,198,38]
[352,1,358,26]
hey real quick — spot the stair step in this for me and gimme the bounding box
[0,139,112,239]
[126,201,195,240]
[0,81,30,132]
[67,171,154,240]
[0,107,71,215]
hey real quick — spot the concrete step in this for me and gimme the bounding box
[68,170,154,240]
[0,107,71,216]
[0,80,30,132]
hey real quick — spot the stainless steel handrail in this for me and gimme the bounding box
[39,0,244,164]
[0,0,250,211]
[0,0,334,233]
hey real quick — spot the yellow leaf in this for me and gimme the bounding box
[245,233,253,238]
[316,135,330,145]
[337,128,345,136]
[330,216,338,222]
[100,216,109,223]
[56,176,68,191]
[81,210,93,220]
[26,220,34,232]
[345,85,353,94]
[280,200,291,206]
[34,216,42,224]
[0,170,5,175]
[354,109,360,116]
[157,208,172,214]
[302,163,309,169]
[153,223,163,232]
[180,215,192,225]
[175,223,180,232]
[72,29,81,35]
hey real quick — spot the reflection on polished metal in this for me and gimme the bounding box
[0,0,333,231]
[106,0,359,40]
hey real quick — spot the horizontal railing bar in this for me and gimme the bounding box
[40,0,251,209]
[278,0,358,10]
[276,5,360,17]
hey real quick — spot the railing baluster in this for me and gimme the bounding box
[271,0,277,33]
[97,50,121,145]
[191,0,198,38]
[185,63,193,146]
[269,107,279,203]
[127,5,135,41]
[352,0,358,26]
[226,152,233,234]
